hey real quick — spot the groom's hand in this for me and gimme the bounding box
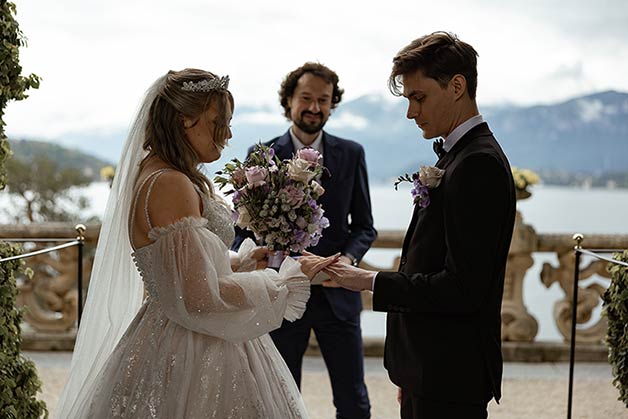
[298,253,340,280]
[322,261,375,292]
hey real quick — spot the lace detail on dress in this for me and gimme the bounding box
[197,188,235,248]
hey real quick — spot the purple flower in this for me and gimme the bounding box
[294,229,308,243]
[232,189,242,205]
[318,216,330,230]
[281,184,305,206]
[245,166,268,187]
[297,148,321,166]
[411,179,431,208]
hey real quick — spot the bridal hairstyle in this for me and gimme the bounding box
[142,68,234,196]
[278,62,344,120]
[388,31,479,99]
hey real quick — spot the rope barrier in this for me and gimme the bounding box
[0,240,80,263]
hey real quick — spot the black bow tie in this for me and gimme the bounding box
[433,139,446,159]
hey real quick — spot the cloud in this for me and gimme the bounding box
[235,112,285,126]
[327,112,369,130]
[6,0,628,138]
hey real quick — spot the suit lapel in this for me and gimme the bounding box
[272,130,295,160]
[402,123,492,256]
[321,132,339,191]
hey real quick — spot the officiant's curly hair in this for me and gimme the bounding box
[389,31,479,99]
[141,68,233,196]
[279,62,344,119]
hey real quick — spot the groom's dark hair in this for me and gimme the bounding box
[389,31,479,99]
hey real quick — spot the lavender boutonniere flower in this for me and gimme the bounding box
[394,165,445,208]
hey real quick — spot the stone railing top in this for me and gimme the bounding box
[536,233,628,252]
[0,223,101,243]
[2,224,627,254]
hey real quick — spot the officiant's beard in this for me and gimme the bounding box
[294,111,328,134]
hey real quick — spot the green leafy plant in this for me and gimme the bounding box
[0,244,48,418]
[602,250,628,408]
[0,2,47,418]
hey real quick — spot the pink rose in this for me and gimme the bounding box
[282,184,305,206]
[232,167,246,187]
[296,148,321,166]
[245,166,267,187]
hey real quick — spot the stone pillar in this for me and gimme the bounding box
[501,189,539,342]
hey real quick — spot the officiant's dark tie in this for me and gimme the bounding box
[433,139,446,159]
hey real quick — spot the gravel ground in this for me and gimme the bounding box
[28,352,626,418]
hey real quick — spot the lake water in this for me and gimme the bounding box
[362,183,628,341]
[7,183,628,341]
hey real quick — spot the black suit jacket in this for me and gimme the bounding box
[373,123,516,403]
[233,130,377,320]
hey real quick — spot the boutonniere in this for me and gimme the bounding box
[394,165,445,208]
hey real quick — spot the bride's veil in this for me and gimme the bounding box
[55,74,167,418]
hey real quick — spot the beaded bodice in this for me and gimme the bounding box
[130,169,235,297]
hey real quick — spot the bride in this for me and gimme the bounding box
[56,69,336,418]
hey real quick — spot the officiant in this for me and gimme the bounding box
[232,62,377,419]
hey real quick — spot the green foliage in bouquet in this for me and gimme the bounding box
[602,250,628,408]
[215,143,329,252]
[0,2,47,418]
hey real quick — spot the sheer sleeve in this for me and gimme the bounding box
[229,238,259,272]
[146,217,309,343]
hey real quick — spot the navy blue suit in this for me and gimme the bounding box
[232,130,377,419]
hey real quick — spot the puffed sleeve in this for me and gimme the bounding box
[146,217,310,343]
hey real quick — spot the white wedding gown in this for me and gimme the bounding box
[71,170,310,418]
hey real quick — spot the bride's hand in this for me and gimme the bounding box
[297,253,341,280]
[251,246,270,270]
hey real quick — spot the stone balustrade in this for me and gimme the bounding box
[2,221,627,356]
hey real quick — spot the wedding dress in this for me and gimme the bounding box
[69,168,310,418]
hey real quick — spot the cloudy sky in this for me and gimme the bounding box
[5,0,628,139]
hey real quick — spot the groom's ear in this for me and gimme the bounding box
[450,74,467,101]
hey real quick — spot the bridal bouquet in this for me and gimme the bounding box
[215,144,329,266]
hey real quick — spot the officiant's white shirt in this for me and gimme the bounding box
[290,128,324,162]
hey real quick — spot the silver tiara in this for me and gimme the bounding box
[181,75,230,92]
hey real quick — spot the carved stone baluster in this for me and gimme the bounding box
[16,243,80,332]
[501,210,539,341]
[540,245,610,343]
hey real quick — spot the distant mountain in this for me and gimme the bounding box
[18,90,628,183]
[8,139,113,181]
[483,91,628,174]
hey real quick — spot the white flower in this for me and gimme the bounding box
[287,158,316,183]
[310,181,325,197]
[236,207,252,228]
[418,165,445,188]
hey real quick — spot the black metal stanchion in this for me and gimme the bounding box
[567,233,583,419]
[75,224,86,328]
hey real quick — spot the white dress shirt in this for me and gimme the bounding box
[443,114,484,152]
[289,128,324,164]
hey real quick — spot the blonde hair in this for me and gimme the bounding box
[141,68,233,196]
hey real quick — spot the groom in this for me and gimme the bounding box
[323,32,516,418]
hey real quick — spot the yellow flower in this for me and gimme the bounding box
[511,167,540,190]
[100,165,115,181]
